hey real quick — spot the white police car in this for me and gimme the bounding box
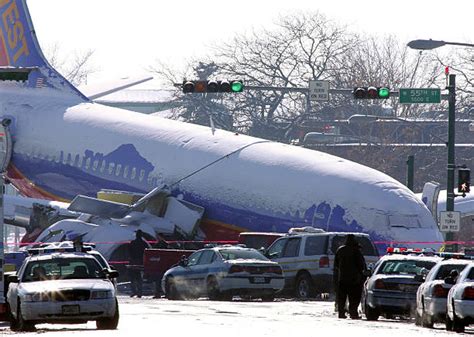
[161,245,284,301]
[415,257,469,328]
[446,262,474,333]
[7,252,119,331]
[362,249,441,320]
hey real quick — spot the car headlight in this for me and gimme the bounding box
[23,292,48,302]
[91,290,112,299]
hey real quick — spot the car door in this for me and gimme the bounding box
[177,251,203,295]
[191,250,217,296]
[268,237,302,286]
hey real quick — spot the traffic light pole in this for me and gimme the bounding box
[445,74,457,252]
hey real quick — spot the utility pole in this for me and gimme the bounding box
[406,155,414,191]
[446,74,456,252]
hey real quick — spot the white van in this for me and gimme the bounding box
[266,230,379,298]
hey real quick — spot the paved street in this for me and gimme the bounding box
[0,296,471,336]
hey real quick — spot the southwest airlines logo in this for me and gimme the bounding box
[0,0,30,65]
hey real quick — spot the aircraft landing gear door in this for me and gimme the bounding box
[0,119,12,173]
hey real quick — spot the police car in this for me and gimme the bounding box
[161,245,284,301]
[362,248,442,320]
[446,262,474,333]
[415,257,469,328]
[6,251,119,331]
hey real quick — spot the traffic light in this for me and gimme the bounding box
[353,86,390,99]
[458,168,471,194]
[182,80,244,93]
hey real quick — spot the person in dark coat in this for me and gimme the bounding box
[128,229,151,298]
[333,234,367,319]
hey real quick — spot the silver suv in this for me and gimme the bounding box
[266,229,379,298]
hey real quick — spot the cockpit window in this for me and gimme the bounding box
[389,215,423,229]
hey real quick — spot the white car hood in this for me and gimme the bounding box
[19,279,114,293]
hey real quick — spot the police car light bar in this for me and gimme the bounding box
[386,247,436,255]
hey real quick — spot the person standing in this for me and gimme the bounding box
[333,234,366,319]
[128,229,151,298]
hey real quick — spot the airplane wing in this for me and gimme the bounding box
[79,76,153,100]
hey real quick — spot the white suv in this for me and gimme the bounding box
[266,229,379,298]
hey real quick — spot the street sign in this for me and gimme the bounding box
[439,211,461,232]
[399,88,441,104]
[309,80,329,102]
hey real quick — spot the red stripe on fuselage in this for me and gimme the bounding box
[6,164,68,201]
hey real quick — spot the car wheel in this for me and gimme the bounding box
[421,311,433,328]
[207,277,226,301]
[96,299,119,330]
[295,273,314,299]
[364,301,379,321]
[17,301,35,332]
[414,310,422,326]
[261,294,275,302]
[453,317,465,333]
[452,300,465,333]
[8,303,19,331]
[165,277,182,300]
[446,315,453,331]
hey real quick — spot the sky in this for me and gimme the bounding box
[27,0,474,88]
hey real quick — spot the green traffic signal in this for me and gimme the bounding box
[231,81,244,93]
[378,87,390,98]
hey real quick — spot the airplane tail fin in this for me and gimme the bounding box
[0,0,88,100]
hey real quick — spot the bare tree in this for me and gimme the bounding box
[44,43,97,86]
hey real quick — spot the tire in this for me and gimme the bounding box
[452,299,465,333]
[207,277,221,301]
[207,277,231,301]
[165,277,181,300]
[446,315,453,331]
[364,301,379,321]
[261,294,275,302]
[17,301,35,332]
[453,317,465,333]
[96,299,119,330]
[414,310,422,326]
[294,273,314,299]
[421,311,433,328]
[8,303,19,331]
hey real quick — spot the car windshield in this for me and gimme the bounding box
[22,257,104,282]
[434,264,468,280]
[219,249,268,261]
[377,259,436,275]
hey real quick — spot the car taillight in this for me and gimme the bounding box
[432,284,449,298]
[319,256,329,268]
[374,279,385,290]
[463,287,474,300]
[229,265,245,274]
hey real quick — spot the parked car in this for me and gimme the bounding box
[446,262,474,333]
[362,251,441,320]
[161,245,284,301]
[265,228,379,298]
[6,252,119,331]
[415,258,469,328]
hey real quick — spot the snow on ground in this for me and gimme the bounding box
[1,297,467,336]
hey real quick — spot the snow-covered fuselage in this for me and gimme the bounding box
[2,85,443,253]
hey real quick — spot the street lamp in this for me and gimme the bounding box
[407,39,474,50]
[407,39,468,252]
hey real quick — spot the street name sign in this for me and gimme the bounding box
[309,80,329,102]
[439,211,461,232]
[399,88,441,104]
